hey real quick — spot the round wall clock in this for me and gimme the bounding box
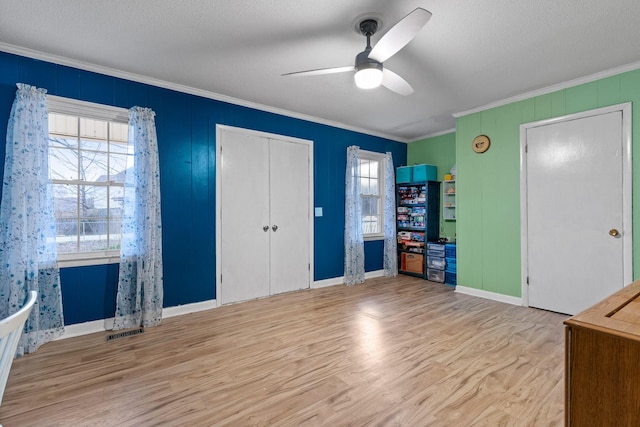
[472,135,491,153]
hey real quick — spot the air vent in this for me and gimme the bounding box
[106,327,144,341]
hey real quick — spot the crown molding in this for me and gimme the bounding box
[0,42,406,143]
[409,127,456,143]
[453,60,640,119]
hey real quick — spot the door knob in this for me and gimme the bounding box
[272,225,278,232]
[609,229,620,237]
[263,225,269,232]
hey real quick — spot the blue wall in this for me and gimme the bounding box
[0,51,407,325]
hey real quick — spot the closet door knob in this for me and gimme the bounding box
[263,225,269,232]
[272,225,278,232]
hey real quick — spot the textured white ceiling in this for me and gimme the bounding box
[1,0,640,141]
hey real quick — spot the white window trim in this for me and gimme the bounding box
[47,95,129,268]
[48,96,129,123]
[58,251,121,268]
[358,150,386,242]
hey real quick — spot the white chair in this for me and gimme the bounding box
[0,291,37,413]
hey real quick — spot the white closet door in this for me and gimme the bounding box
[269,138,311,295]
[220,130,270,304]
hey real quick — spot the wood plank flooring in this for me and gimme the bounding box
[0,276,568,426]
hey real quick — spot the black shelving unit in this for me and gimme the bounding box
[396,181,440,278]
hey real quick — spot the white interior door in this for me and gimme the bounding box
[218,126,313,305]
[524,106,631,315]
[220,130,270,304]
[269,138,311,294]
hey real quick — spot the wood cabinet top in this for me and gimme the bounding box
[565,279,640,342]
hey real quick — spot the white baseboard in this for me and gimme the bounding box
[162,299,218,318]
[57,271,389,340]
[365,269,385,279]
[56,299,218,341]
[312,276,344,288]
[455,286,522,306]
[56,318,115,340]
[312,270,385,289]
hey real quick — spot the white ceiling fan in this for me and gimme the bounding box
[283,8,432,95]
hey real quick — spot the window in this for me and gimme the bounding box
[47,96,130,266]
[357,150,386,240]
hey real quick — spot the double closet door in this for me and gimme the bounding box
[217,126,313,305]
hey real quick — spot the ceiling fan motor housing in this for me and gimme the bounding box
[355,49,382,73]
[356,18,383,73]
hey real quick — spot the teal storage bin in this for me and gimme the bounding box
[413,164,437,182]
[396,166,412,183]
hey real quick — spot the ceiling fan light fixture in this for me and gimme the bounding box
[354,46,383,89]
[284,8,430,95]
[354,67,383,89]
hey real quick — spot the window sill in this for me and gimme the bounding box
[364,234,384,242]
[58,251,120,268]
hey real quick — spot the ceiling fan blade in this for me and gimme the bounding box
[282,66,354,77]
[369,8,432,63]
[382,68,414,96]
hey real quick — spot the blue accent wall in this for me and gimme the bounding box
[0,51,407,325]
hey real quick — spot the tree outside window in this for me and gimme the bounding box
[48,112,131,256]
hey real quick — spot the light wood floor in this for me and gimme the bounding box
[0,276,568,426]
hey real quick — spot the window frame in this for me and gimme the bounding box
[357,150,386,241]
[47,95,129,268]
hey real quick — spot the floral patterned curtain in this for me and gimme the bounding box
[113,107,163,330]
[383,152,398,277]
[344,145,364,285]
[0,83,64,356]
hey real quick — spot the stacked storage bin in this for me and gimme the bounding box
[395,164,437,183]
[426,242,445,282]
[445,243,457,286]
[412,164,437,182]
[396,166,413,183]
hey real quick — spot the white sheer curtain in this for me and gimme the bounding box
[344,145,364,285]
[114,107,163,330]
[383,152,397,277]
[0,83,64,356]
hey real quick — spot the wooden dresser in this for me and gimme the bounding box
[565,280,640,426]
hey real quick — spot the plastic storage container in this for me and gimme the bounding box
[445,271,457,286]
[413,164,437,182]
[427,256,446,270]
[445,257,457,273]
[427,248,445,257]
[445,243,456,258]
[427,268,445,283]
[427,242,445,252]
[396,166,412,183]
